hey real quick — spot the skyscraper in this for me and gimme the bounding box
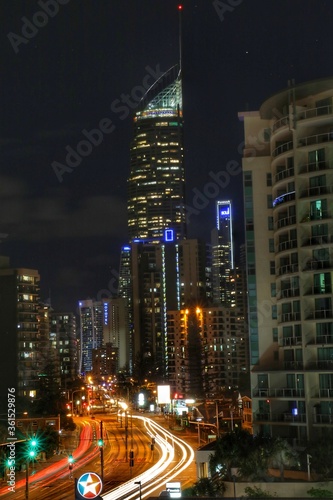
[239,77,333,442]
[128,64,186,242]
[211,200,235,305]
[0,257,41,409]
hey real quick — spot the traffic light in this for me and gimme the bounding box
[97,439,103,447]
[129,449,134,467]
[27,437,39,460]
[68,455,74,470]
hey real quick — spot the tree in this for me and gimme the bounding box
[244,486,277,498]
[307,487,333,498]
[184,477,226,497]
[307,433,333,479]
[209,429,299,482]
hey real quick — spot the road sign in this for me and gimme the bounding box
[75,472,103,499]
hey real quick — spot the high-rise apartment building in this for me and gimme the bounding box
[78,299,104,374]
[128,65,186,242]
[239,77,333,442]
[0,257,41,409]
[50,311,77,386]
[78,298,129,377]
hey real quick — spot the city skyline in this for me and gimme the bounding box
[1,1,333,311]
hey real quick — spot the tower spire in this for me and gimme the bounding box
[178,5,183,74]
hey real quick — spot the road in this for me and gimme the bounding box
[102,415,196,500]
[1,414,197,499]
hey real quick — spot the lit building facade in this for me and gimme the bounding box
[78,299,103,374]
[0,257,41,408]
[50,311,77,386]
[211,200,235,305]
[239,77,333,442]
[167,305,248,399]
[128,65,186,242]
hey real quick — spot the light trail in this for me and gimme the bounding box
[102,416,195,500]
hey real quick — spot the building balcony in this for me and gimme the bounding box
[319,388,333,398]
[277,263,299,276]
[306,335,333,346]
[276,215,296,229]
[277,239,298,253]
[278,288,300,299]
[272,116,289,133]
[274,167,294,184]
[298,131,333,148]
[304,285,332,296]
[279,336,302,347]
[279,312,301,323]
[273,190,296,208]
[313,413,333,425]
[254,411,306,423]
[302,235,333,247]
[300,211,332,223]
[297,104,333,121]
[306,309,333,320]
[302,260,333,272]
[272,141,293,157]
[283,360,304,370]
[300,186,333,198]
[253,387,305,398]
[298,159,333,174]
[307,360,333,370]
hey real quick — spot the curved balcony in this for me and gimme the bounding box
[277,239,298,253]
[272,141,293,158]
[304,285,332,296]
[278,288,300,299]
[298,131,333,148]
[275,215,297,230]
[273,190,296,208]
[272,116,289,133]
[277,263,299,277]
[297,104,333,121]
[306,335,333,346]
[274,167,294,184]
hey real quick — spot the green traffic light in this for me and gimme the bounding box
[28,450,36,458]
[98,439,103,447]
[68,455,74,464]
[30,439,37,447]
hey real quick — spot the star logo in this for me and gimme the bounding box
[77,472,103,498]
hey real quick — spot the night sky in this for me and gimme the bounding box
[1,0,333,311]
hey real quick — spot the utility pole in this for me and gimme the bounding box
[99,421,104,483]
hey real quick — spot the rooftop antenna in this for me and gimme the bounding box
[178,5,183,74]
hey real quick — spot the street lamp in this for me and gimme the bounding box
[134,480,142,500]
[71,387,85,416]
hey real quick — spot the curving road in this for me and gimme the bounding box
[102,415,195,500]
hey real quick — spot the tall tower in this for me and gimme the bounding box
[239,77,333,443]
[211,200,235,305]
[128,64,186,242]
